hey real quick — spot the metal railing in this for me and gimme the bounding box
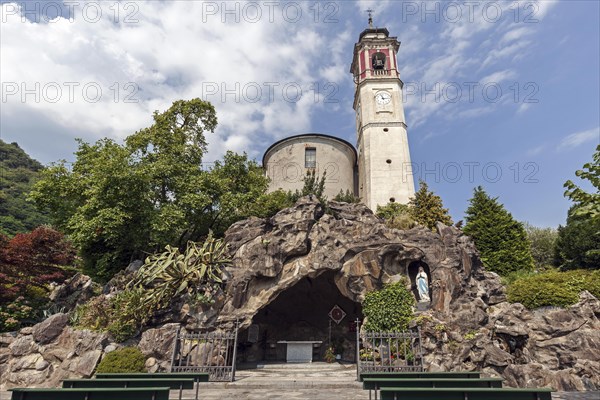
[170,322,239,382]
[356,320,424,380]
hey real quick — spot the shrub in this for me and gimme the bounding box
[507,269,600,309]
[96,347,146,373]
[324,346,336,363]
[131,234,231,310]
[362,280,415,332]
[334,189,360,204]
[71,287,151,342]
[0,297,35,332]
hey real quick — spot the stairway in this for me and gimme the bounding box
[179,362,369,399]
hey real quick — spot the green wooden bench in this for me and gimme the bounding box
[63,378,194,400]
[363,377,503,400]
[359,371,481,381]
[379,387,553,400]
[9,387,170,400]
[95,372,209,400]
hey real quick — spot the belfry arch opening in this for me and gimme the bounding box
[372,52,386,69]
[237,270,362,364]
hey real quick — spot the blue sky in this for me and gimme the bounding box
[1,0,598,227]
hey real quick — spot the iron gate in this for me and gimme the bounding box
[170,323,239,382]
[355,320,424,379]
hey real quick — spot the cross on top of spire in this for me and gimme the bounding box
[366,9,373,28]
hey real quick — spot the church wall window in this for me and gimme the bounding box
[305,147,316,168]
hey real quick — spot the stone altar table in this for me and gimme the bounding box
[277,341,322,363]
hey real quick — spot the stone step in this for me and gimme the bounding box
[207,362,361,390]
[209,380,363,390]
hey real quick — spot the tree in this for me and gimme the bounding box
[0,140,50,236]
[290,170,327,204]
[408,180,452,230]
[0,226,76,331]
[334,189,360,203]
[190,151,270,237]
[376,202,416,230]
[554,206,600,270]
[31,99,268,281]
[564,144,600,219]
[524,223,558,270]
[463,186,534,276]
[248,190,294,219]
[556,145,600,270]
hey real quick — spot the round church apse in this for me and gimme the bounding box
[236,270,362,364]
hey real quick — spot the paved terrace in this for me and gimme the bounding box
[1,363,598,399]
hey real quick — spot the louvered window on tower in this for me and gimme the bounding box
[305,148,316,168]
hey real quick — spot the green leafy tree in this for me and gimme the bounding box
[463,186,534,276]
[376,202,416,230]
[290,170,327,204]
[564,144,600,219]
[196,151,269,236]
[554,206,600,270]
[556,146,600,270]
[31,99,269,281]
[362,280,415,332]
[0,140,50,236]
[408,180,452,230]
[248,190,294,218]
[524,223,558,270]
[333,189,360,203]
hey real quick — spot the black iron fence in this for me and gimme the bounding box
[355,320,424,379]
[170,323,239,382]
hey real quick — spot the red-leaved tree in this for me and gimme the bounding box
[0,226,76,301]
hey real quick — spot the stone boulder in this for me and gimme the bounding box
[32,313,69,345]
[1,324,109,389]
[416,291,600,391]
[138,323,180,372]
[48,273,98,312]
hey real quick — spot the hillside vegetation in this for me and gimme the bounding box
[0,140,49,236]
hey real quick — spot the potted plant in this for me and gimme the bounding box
[324,346,336,363]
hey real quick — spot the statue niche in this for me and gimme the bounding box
[408,261,431,303]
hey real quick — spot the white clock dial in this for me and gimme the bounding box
[375,91,391,105]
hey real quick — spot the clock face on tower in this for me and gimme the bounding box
[375,91,391,105]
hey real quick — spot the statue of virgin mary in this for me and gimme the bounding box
[416,266,430,302]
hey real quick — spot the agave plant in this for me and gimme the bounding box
[131,233,231,309]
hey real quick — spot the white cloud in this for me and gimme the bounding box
[527,144,545,156]
[481,69,517,84]
[0,1,348,162]
[558,127,600,150]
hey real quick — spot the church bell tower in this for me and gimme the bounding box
[351,15,415,210]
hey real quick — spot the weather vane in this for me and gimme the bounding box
[366,9,373,28]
